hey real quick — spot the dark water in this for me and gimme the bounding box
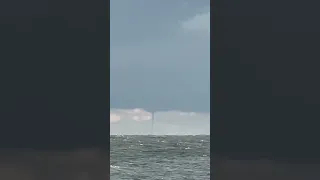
[110,135,210,180]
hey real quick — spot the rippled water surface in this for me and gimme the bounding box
[110,135,210,180]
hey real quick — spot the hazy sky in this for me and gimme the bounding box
[110,0,210,112]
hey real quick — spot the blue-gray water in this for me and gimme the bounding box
[110,135,210,180]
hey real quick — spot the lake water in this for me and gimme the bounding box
[110,135,210,180]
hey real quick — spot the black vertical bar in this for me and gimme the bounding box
[0,0,110,179]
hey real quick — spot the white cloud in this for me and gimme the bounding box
[110,113,121,123]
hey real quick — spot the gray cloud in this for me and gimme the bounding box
[111,2,210,112]
[181,11,210,33]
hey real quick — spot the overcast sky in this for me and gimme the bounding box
[110,0,210,112]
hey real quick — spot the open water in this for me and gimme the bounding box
[110,135,210,180]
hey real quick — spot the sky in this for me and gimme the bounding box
[110,0,210,112]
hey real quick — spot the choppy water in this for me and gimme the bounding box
[110,135,210,180]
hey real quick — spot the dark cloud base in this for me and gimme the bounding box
[111,68,210,112]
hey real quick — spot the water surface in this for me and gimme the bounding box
[110,135,210,180]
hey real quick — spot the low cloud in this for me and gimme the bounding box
[110,109,210,135]
[110,113,121,123]
[110,108,152,124]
